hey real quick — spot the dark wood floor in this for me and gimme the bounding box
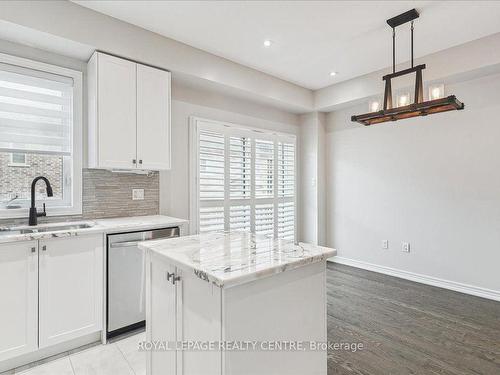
[326,262,500,375]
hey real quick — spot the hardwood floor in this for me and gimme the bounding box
[326,262,500,375]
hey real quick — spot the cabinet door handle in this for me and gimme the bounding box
[31,247,36,253]
[42,245,47,251]
[166,272,181,285]
[132,159,137,164]
[139,159,143,165]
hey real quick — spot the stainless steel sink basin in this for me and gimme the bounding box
[0,223,94,236]
[0,228,35,236]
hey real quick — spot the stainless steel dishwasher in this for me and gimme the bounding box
[107,227,179,338]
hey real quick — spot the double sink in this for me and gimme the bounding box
[0,223,94,236]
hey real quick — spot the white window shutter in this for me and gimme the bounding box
[199,206,224,233]
[278,141,295,198]
[198,129,225,233]
[194,119,296,241]
[255,203,274,237]
[230,136,251,199]
[278,202,295,240]
[199,129,224,201]
[255,139,274,198]
[230,205,251,232]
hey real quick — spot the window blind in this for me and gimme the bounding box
[255,139,274,198]
[198,129,225,233]
[195,119,296,240]
[0,65,73,156]
[230,136,251,199]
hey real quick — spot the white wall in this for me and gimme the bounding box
[160,85,299,223]
[299,112,326,245]
[325,73,500,298]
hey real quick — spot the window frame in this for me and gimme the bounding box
[0,52,82,219]
[189,116,297,240]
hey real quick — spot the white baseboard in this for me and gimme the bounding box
[329,256,500,302]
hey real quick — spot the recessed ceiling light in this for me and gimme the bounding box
[330,71,337,77]
[263,40,272,47]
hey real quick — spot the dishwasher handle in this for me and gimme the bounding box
[109,240,142,248]
[109,227,180,248]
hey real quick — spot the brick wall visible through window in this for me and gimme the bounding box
[0,152,63,203]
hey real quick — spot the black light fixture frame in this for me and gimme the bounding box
[351,9,464,126]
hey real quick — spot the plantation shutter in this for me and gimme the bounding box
[194,119,296,240]
[254,139,274,198]
[198,129,225,233]
[277,141,295,239]
[0,63,73,156]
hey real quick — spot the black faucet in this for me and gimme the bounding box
[29,176,53,226]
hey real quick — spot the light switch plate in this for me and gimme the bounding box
[132,189,144,200]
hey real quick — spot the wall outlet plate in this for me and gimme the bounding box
[402,242,410,253]
[382,240,389,249]
[132,189,145,200]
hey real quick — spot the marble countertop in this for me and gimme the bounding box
[0,215,188,244]
[140,231,336,288]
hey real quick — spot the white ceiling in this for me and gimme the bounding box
[73,1,500,90]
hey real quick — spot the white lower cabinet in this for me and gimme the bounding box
[146,253,223,375]
[0,241,38,362]
[39,234,103,348]
[147,256,326,375]
[0,234,103,363]
[148,256,177,375]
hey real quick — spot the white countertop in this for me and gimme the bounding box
[139,231,336,288]
[0,215,188,244]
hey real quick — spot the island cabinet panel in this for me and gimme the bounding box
[222,261,327,375]
[176,268,222,375]
[147,260,327,375]
[38,234,103,348]
[0,241,38,362]
[146,254,222,375]
[147,254,177,375]
[144,232,334,375]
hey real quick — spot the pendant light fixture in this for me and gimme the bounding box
[351,9,465,126]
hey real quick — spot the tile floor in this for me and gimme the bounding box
[11,332,145,375]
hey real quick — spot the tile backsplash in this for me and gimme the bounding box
[0,169,159,226]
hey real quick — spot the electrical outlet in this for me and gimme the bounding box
[382,240,389,249]
[402,242,410,253]
[132,189,144,200]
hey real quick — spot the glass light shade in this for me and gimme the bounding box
[368,98,381,112]
[396,92,410,107]
[429,83,445,100]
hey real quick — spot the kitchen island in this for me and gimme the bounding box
[140,232,336,375]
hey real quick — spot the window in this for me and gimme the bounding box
[0,53,82,218]
[9,153,28,167]
[190,117,296,241]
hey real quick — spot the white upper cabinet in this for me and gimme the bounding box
[88,52,171,170]
[38,234,103,348]
[137,64,171,170]
[89,53,137,169]
[0,241,38,362]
